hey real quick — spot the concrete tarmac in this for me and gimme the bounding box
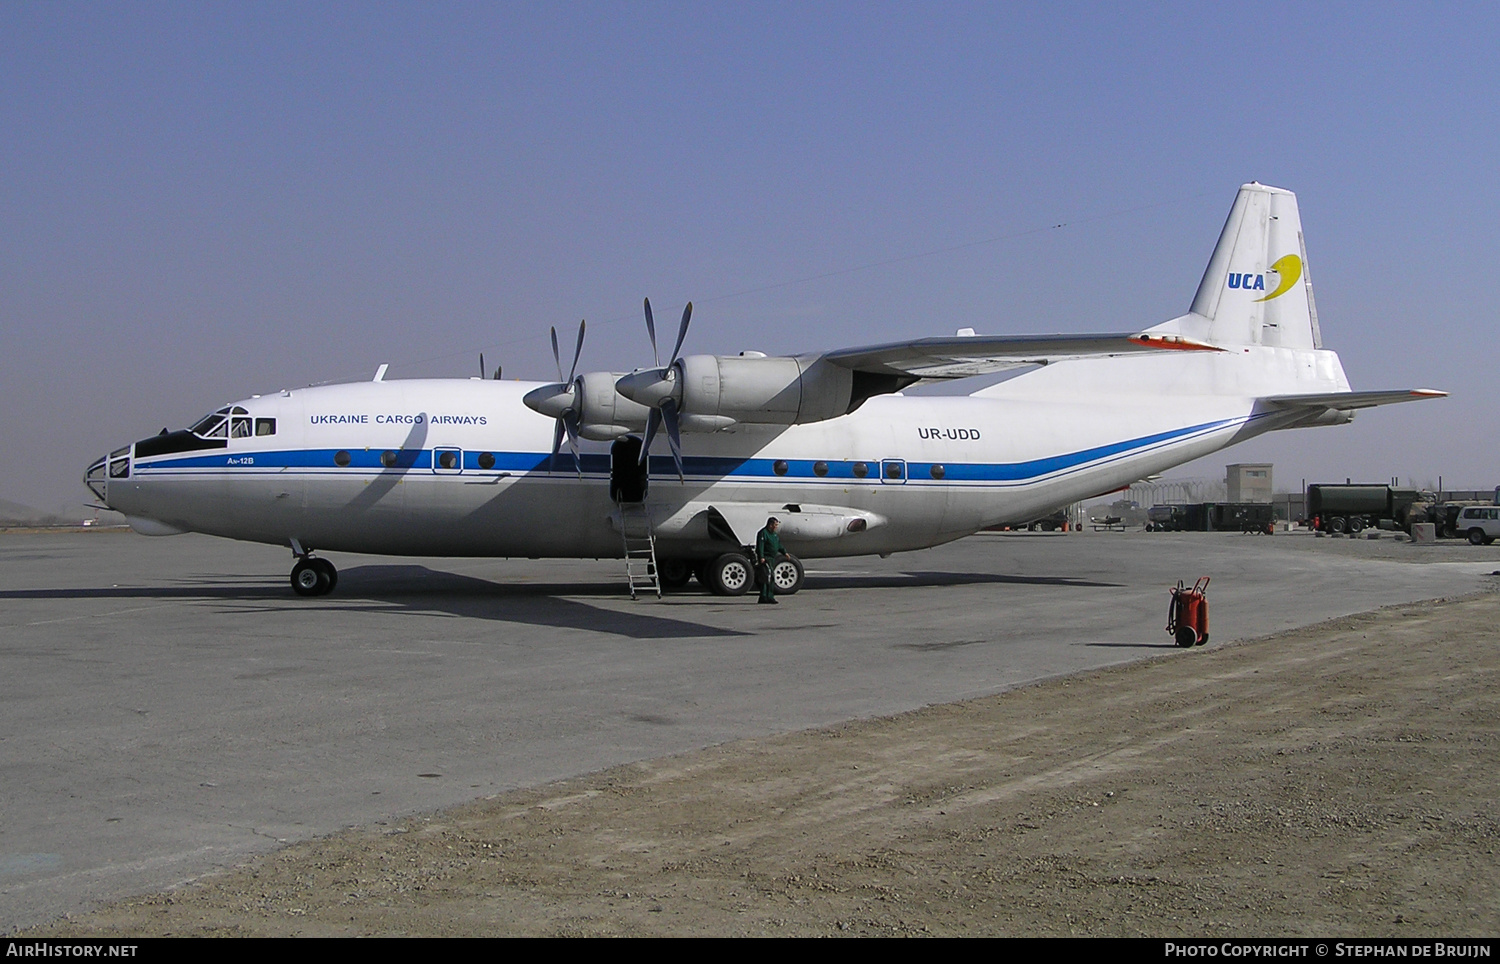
[1,527,1495,931]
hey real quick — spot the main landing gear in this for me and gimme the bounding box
[680,552,806,596]
[289,540,338,597]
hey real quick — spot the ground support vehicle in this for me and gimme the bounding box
[1306,484,1429,535]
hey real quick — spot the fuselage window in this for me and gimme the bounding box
[930,464,946,479]
[852,461,869,479]
[438,450,458,470]
[813,461,828,477]
[231,417,252,438]
[334,450,351,467]
[773,460,789,476]
[381,450,399,468]
[255,418,276,436]
[477,452,495,470]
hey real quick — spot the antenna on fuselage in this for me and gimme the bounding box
[373,363,389,382]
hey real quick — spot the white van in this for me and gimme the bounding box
[1457,506,1500,545]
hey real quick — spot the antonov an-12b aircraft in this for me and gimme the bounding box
[86,184,1443,598]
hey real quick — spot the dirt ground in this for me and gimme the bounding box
[26,590,1500,937]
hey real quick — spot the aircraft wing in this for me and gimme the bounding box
[821,331,1218,379]
[1262,389,1448,411]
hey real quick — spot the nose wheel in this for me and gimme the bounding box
[290,557,338,597]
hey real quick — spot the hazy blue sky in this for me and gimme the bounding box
[3,2,1496,516]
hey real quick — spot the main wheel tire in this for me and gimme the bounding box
[1175,626,1197,648]
[693,560,714,587]
[291,559,326,597]
[770,555,805,595]
[709,552,754,596]
[657,558,692,589]
[1470,528,1487,546]
[1328,516,1347,534]
[1348,516,1365,534]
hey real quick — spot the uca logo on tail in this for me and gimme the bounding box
[1228,253,1302,302]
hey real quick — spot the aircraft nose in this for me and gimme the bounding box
[84,445,131,503]
[84,454,108,500]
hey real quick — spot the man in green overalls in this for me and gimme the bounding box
[755,517,783,604]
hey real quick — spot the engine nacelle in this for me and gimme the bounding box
[573,371,651,440]
[669,354,867,428]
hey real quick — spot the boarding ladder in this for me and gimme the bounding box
[617,500,661,600]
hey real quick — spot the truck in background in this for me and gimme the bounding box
[1305,484,1431,534]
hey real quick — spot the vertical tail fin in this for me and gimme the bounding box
[1151,183,1322,349]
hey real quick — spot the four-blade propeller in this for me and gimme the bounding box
[633,297,692,481]
[520,319,586,476]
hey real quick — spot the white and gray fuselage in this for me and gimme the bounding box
[91,345,1351,560]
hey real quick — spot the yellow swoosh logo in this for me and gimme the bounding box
[1255,253,1302,302]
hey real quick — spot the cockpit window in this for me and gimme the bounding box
[190,406,263,439]
[190,412,224,435]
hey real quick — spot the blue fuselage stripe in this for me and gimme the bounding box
[131,416,1244,485]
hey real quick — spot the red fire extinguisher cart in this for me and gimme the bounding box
[1167,577,1210,648]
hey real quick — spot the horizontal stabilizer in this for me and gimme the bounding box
[824,331,1220,380]
[1263,389,1447,411]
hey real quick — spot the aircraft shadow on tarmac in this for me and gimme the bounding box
[0,567,744,640]
[807,570,1123,590]
[0,566,1120,641]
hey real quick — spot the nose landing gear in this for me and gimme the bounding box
[288,539,338,597]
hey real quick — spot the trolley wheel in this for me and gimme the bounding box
[709,552,754,596]
[1175,626,1197,648]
